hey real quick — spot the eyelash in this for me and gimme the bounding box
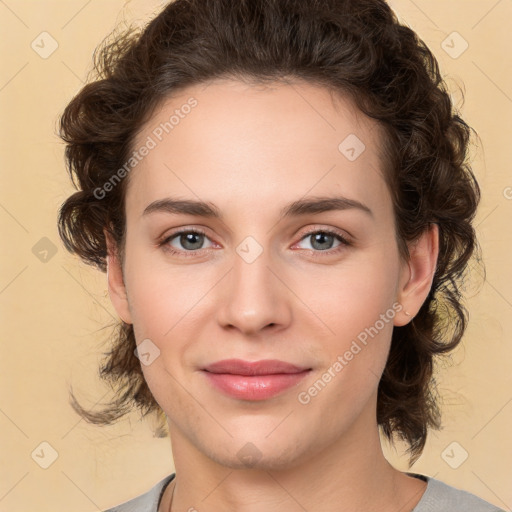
[158,227,352,259]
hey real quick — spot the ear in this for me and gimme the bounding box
[394,223,439,327]
[104,229,133,324]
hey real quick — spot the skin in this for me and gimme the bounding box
[106,78,438,512]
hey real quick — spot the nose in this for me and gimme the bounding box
[215,242,292,336]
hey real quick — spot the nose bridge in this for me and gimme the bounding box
[216,235,291,333]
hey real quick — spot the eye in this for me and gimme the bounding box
[158,227,352,258]
[294,228,351,254]
[159,228,214,256]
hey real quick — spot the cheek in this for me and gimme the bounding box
[295,249,401,400]
[296,300,397,435]
[123,248,205,336]
[302,251,401,340]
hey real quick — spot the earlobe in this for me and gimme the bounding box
[394,223,439,327]
[104,229,133,324]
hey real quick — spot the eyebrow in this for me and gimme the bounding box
[142,195,373,220]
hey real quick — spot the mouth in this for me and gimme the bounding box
[201,359,312,400]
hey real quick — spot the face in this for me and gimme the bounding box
[107,78,428,471]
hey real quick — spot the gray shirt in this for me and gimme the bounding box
[103,472,506,511]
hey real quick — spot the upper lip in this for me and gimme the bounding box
[203,359,311,376]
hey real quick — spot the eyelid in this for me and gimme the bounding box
[158,225,210,242]
[292,225,352,250]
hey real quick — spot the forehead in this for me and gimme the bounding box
[126,78,391,221]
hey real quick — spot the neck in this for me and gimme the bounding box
[160,404,427,512]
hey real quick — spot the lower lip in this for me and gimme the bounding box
[202,370,311,401]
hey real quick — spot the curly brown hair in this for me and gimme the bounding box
[57,0,481,464]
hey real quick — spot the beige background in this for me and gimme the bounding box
[0,0,511,510]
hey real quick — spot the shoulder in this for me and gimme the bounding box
[410,473,506,512]
[103,473,175,512]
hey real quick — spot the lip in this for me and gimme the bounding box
[203,358,310,375]
[202,359,312,401]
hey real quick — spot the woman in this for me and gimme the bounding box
[57,0,504,510]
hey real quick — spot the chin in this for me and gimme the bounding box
[199,431,312,472]
[209,446,303,472]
